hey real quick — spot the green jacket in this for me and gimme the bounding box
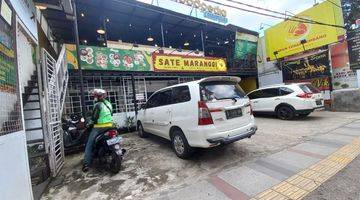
[92,99,113,127]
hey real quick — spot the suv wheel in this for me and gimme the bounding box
[171,129,193,159]
[277,106,295,120]
[137,122,147,138]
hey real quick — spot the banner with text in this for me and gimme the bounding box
[282,51,331,81]
[265,0,345,60]
[66,44,153,71]
[153,54,227,72]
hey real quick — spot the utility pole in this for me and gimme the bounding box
[72,0,86,116]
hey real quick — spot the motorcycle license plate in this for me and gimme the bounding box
[106,136,122,146]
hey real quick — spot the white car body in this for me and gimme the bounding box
[137,76,257,149]
[247,83,324,119]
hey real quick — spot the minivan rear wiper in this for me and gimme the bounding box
[217,97,239,102]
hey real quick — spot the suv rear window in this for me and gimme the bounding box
[200,81,246,101]
[299,84,320,93]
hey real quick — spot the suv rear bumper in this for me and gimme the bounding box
[295,109,314,114]
[207,126,257,144]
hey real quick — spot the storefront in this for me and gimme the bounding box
[64,41,253,127]
[259,0,357,107]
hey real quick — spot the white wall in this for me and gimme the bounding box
[17,25,36,90]
[0,131,33,200]
[257,37,283,87]
[357,70,360,88]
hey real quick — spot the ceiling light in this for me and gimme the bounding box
[97,28,105,34]
[36,5,47,10]
[129,24,132,27]
[169,46,172,49]
[194,34,196,38]
[180,33,183,36]
[80,13,85,17]
[224,40,229,44]
[147,36,154,42]
[206,35,208,39]
[106,18,110,22]
[103,42,106,46]
[184,41,190,46]
[83,40,87,44]
[155,44,158,47]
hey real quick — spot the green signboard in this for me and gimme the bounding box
[234,40,257,60]
[66,44,153,71]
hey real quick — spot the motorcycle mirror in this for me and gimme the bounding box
[80,117,85,122]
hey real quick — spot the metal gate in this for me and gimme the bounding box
[41,48,67,176]
[122,77,147,113]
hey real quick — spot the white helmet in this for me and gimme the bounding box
[91,89,107,99]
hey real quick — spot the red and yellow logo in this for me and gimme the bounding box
[285,16,312,42]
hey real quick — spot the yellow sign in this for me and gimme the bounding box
[153,54,227,72]
[265,0,345,60]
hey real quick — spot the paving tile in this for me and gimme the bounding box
[291,142,337,157]
[164,180,231,200]
[314,133,355,144]
[217,166,281,197]
[247,161,291,181]
[330,127,360,137]
[266,150,320,171]
[308,138,346,148]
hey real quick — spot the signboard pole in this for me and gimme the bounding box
[201,29,205,53]
[72,0,86,116]
[131,75,138,116]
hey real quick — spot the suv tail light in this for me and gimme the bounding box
[297,93,313,98]
[198,101,214,125]
[107,130,117,138]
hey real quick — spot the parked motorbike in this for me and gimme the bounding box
[92,128,126,174]
[62,113,90,154]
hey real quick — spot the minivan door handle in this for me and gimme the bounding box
[253,101,258,103]
[275,98,280,100]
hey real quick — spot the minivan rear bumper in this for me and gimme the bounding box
[207,126,257,144]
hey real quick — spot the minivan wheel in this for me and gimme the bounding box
[171,129,193,159]
[277,106,295,120]
[137,122,147,138]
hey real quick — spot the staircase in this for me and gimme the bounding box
[22,70,51,200]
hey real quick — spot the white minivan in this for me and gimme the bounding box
[137,76,257,158]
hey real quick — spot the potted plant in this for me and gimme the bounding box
[124,116,136,133]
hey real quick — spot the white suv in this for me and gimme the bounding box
[247,83,324,120]
[137,76,257,158]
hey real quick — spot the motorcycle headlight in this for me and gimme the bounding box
[114,144,120,150]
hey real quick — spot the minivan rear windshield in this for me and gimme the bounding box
[200,81,246,101]
[299,84,321,93]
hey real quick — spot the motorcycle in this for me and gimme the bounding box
[62,114,90,154]
[92,128,126,174]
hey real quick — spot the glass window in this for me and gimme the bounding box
[261,88,279,98]
[200,81,246,101]
[158,89,172,107]
[299,84,321,93]
[279,87,294,96]
[247,90,263,99]
[172,86,191,104]
[146,93,161,109]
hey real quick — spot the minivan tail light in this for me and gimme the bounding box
[297,93,313,98]
[198,101,214,125]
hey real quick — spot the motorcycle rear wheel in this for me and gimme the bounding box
[108,151,122,174]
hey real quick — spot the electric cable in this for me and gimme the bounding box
[203,0,345,28]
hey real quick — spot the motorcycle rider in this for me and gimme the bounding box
[82,89,113,172]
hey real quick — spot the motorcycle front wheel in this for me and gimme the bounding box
[108,151,122,174]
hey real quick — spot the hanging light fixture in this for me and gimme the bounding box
[35,3,47,10]
[97,27,105,34]
[147,27,154,42]
[184,41,190,46]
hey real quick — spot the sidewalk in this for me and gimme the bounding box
[155,120,360,200]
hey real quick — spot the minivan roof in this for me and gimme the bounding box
[258,82,311,90]
[156,76,242,92]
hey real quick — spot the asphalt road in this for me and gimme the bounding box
[41,111,360,200]
[304,155,360,200]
